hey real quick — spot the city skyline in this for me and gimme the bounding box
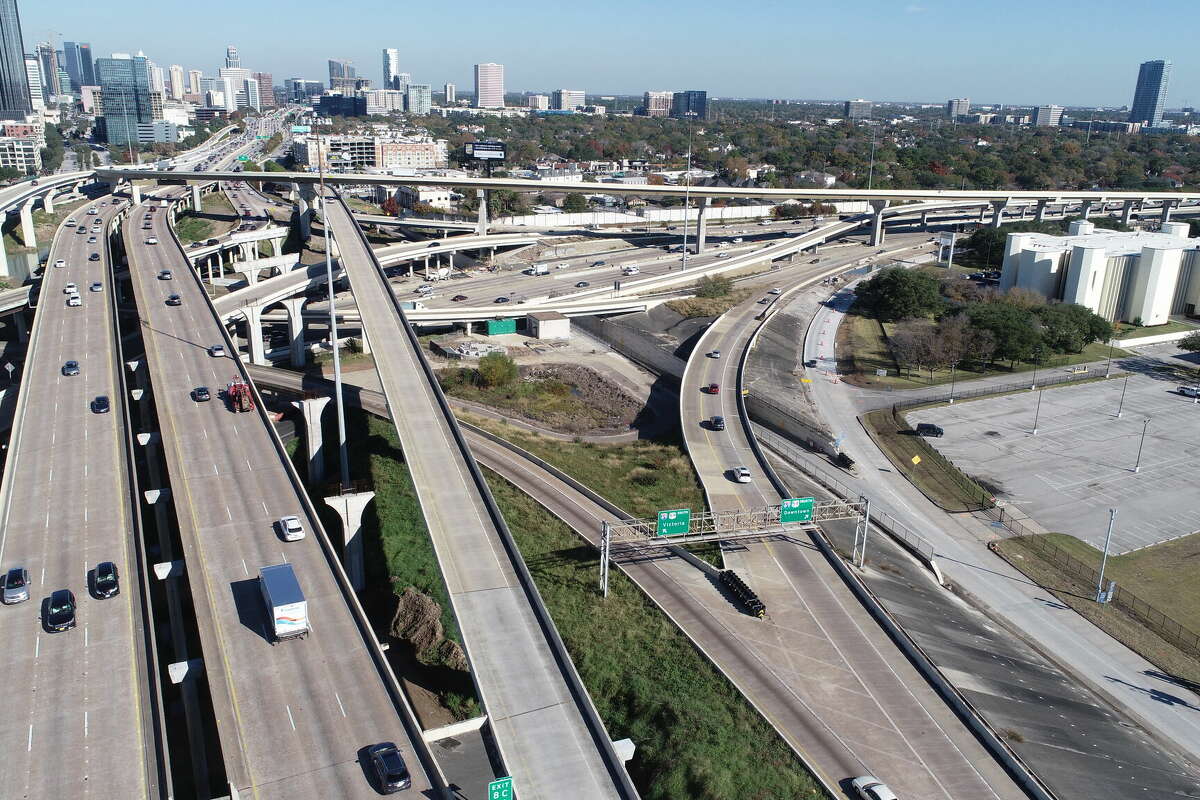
[15,0,1200,108]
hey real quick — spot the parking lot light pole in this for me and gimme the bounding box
[1032,387,1043,435]
[1104,339,1115,378]
[1116,372,1130,418]
[1095,508,1117,603]
[948,361,958,404]
[1132,418,1149,473]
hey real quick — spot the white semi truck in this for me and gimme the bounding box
[260,563,309,641]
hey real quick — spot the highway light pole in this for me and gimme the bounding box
[319,138,351,490]
[1095,508,1117,603]
[1115,372,1130,418]
[680,120,693,271]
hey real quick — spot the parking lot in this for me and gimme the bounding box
[908,370,1200,554]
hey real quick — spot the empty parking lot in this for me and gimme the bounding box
[908,371,1200,554]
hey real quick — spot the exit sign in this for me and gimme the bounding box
[488,777,514,800]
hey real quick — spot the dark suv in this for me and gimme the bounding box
[710,415,726,431]
[44,589,77,632]
[367,742,411,793]
[93,561,120,599]
[915,423,944,438]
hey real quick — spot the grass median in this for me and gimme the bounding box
[483,467,827,800]
[993,532,1200,685]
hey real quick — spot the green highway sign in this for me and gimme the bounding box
[236,155,250,161]
[488,777,514,800]
[780,497,814,524]
[656,508,691,537]
[256,135,269,139]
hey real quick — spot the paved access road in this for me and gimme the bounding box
[0,197,159,798]
[323,195,633,800]
[125,197,434,799]
[679,239,1025,800]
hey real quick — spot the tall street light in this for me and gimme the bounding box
[1115,372,1130,418]
[1031,387,1044,435]
[1094,508,1117,603]
[318,135,350,490]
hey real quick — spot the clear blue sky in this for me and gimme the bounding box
[21,0,1198,107]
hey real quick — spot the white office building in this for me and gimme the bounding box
[474,62,504,108]
[218,67,258,111]
[382,48,401,89]
[526,94,549,110]
[168,64,184,100]
[551,89,585,111]
[1000,220,1200,324]
[1034,104,1063,127]
[24,57,44,111]
[363,89,406,114]
[443,82,455,104]
[187,69,202,95]
[406,84,431,115]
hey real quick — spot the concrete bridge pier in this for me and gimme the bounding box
[191,184,202,210]
[131,183,142,205]
[695,197,709,253]
[42,190,54,215]
[242,305,266,365]
[1160,199,1177,224]
[291,396,330,485]
[1035,199,1049,223]
[1081,200,1094,220]
[281,296,307,367]
[868,200,888,246]
[19,198,36,251]
[325,492,375,592]
[476,190,489,236]
[0,240,10,278]
[1121,199,1138,227]
[990,199,1009,228]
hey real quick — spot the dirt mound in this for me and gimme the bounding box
[390,586,467,671]
[520,363,642,431]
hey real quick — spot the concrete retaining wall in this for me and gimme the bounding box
[572,316,686,384]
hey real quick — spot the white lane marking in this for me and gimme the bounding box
[245,458,252,472]
[84,711,89,737]
[40,567,44,585]
[226,506,232,521]
[84,626,89,647]
[261,501,269,515]
[334,692,346,717]
[280,551,286,564]
[241,559,248,576]
[84,507,88,522]
[27,725,32,752]
[203,428,208,440]
[34,637,39,658]
[285,704,296,731]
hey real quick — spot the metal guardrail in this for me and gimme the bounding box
[334,194,642,800]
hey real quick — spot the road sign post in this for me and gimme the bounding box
[488,777,514,800]
[780,497,814,524]
[655,508,691,537]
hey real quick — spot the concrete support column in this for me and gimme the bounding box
[1160,199,1176,224]
[324,492,375,592]
[920,211,929,229]
[1121,199,1137,227]
[695,197,709,253]
[19,198,36,251]
[131,184,142,205]
[0,239,9,278]
[358,326,371,355]
[476,190,489,236]
[868,200,888,247]
[977,205,988,224]
[281,296,306,367]
[241,242,254,262]
[42,191,54,215]
[243,269,259,286]
[1081,201,1094,220]
[1035,200,1050,223]
[191,184,202,211]
[297,183,315,240]
[242,305,266,365]
[270,236,283,257]
[14,311,28,343]
[990,200,1008,229]
[291,396,329,485]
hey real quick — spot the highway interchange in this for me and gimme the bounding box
[2,111,1200,799]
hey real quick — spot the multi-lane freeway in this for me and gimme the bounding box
[0,196,161,797]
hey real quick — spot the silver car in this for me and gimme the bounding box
[2,566,30,604]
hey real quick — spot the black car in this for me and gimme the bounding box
[494,296,511,304]
[193,386,211,402]
[367,742,411,793]
[915,423,944,438]
[62,360,80,376]
[93,561,119,598]
[88,252,100,262]
[710,415,726,431]
[166,294,182,306]
[44,589,76,632]
[91,395,111,414]
[575,281,590,288]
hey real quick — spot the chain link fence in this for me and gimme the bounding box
[892,367,1101,411]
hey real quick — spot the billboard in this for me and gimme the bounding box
[465,141,506,161]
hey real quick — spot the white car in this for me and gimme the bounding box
[145,237,159,245]
[208,344,226,357]
[732,466,752,484]
[1180,385,1200,398]
[768,288,782,295]
[66,295,81,307]
[89,282,103,293]
[707,350,721,359]
[53,259,65,268]
[63,283,77,294]
[850,776,898,800]
[277,516,306,542]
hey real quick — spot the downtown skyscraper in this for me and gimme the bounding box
[0,0,31,118]
[473,62,503,108]
[1129,59,1171,128]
